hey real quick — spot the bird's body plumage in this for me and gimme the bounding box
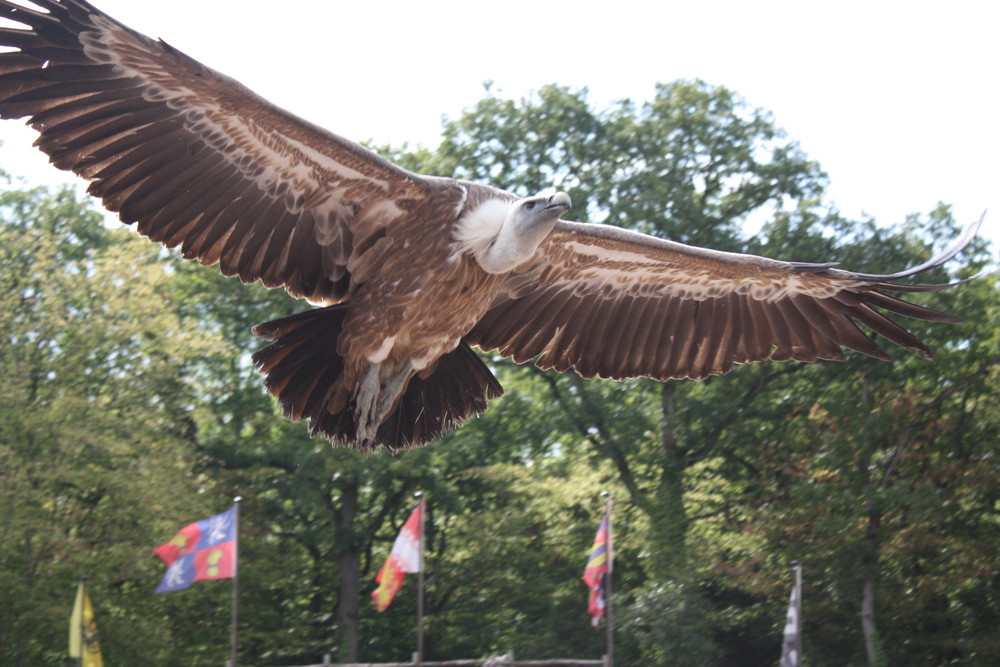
[0,0,981,451]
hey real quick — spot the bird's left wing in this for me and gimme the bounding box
[466,218,981,381]
[0,0,442,303]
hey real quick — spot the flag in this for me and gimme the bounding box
[371,499,424,611]
[154,506,237,593]
[582,507,611,628]
[780,563,803,667]
[69,579,103,667]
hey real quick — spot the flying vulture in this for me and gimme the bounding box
[0,0,981,452]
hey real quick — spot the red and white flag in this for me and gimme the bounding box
[371,499,424,611]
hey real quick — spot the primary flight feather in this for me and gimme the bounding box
[0,0,981,451]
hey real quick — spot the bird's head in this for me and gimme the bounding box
[509,191,572,233]
[457,191,572,274]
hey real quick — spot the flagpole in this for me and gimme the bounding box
[414,492,426,666]
[415,492,426,665]
[792,560,802,662]
[78,576,87,667]
[230,496,243,667]
[601,492,614,667]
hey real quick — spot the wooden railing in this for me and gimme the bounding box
[274,652,608,667]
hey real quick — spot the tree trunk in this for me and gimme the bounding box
[860,508,880,666]
[858,364,881,666]
[337,481,361,663]
[645,384,689,579]
[646,462,689,580]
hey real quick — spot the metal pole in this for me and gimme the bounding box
[601,492,614,667]
[415,492,426,666]
[231,497,243,667]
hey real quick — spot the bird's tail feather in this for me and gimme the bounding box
[251,306,503,452]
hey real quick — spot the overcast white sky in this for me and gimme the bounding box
[0,0,996,252]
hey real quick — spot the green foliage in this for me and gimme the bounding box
[0,185,228,665]
[390,83,998,665]
[416,80,826,251]
[1,79,997,667]
[618,581,722,666]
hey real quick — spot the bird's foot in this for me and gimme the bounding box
[354,362,413,448]
[371,367,410,425]
[355,364,381,447]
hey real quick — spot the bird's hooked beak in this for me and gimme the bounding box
[544,191,572,216]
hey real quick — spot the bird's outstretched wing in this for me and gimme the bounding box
[0,0,450,303]
[467,216,983,381]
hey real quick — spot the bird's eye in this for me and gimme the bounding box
[524,201,536,210]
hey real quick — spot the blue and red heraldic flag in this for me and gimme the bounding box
[582,509,611,627]
[154,507,237,593]
[371,499,424,611]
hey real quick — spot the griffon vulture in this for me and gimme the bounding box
[0,0,981,451]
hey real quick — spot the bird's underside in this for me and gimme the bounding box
[0,0,984,452]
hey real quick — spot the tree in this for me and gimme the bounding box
[2,79,996,666]
[0,183,227,665]
[742,209,999,665]
[390,81,997,664]
[391,79,828,659]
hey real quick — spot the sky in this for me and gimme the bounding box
[0,0,996,255]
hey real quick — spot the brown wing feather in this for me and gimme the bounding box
[0,0,448,303]
[467,219,980,381]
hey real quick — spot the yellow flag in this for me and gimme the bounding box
[69,579,104,667]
